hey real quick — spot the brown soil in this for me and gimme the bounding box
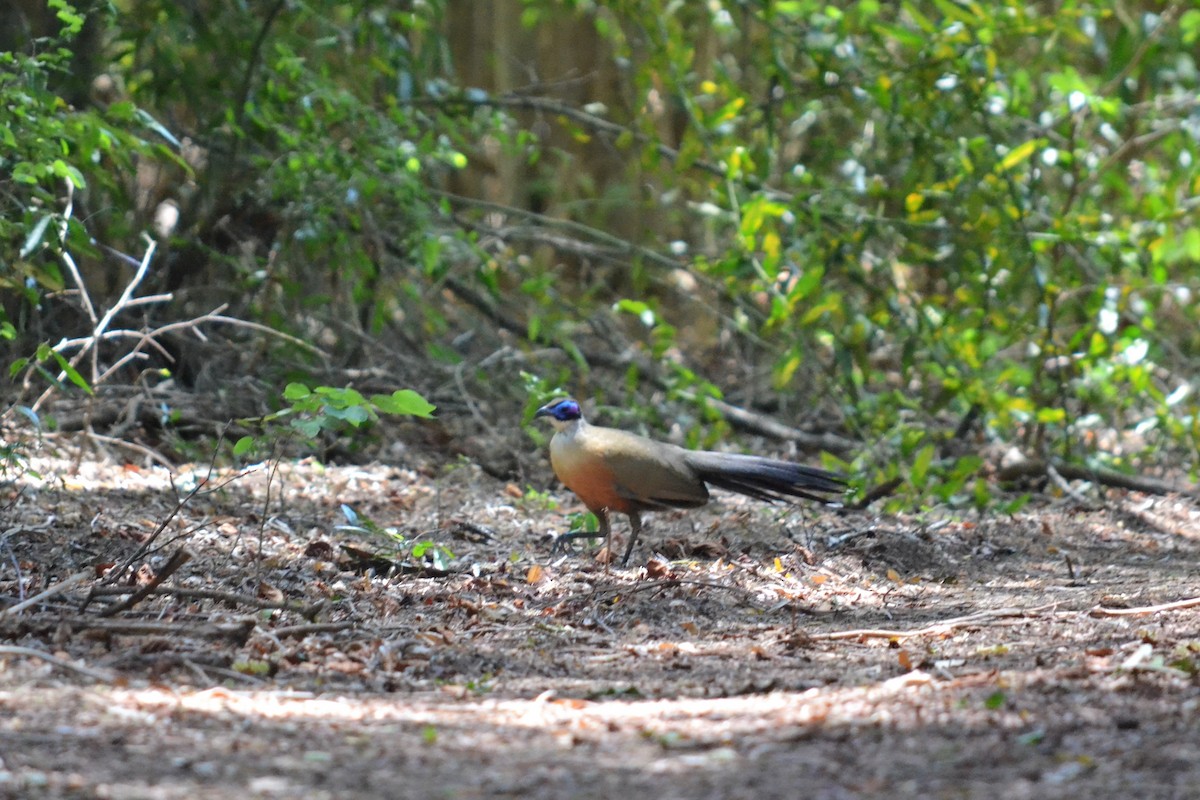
[2,445,1199,799]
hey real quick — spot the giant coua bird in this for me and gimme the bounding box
[534,397,846,565]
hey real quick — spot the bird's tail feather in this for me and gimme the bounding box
[683,451,845,505]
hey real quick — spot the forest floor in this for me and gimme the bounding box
[2,438,1200,799]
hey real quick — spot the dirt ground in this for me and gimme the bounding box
[2,441,1200,799]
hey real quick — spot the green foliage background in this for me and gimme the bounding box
[3,0,1199,506]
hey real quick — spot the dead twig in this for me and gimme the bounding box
[703,397,857,455]
[0,571,91,618]
[84,585,324,618]
[997,458,1197,499]
[1047,463,1100,509]
[1089,596,1200,618]
[44,431,176,470]
[54,616,257,643]
[270,621,355,638]
[101,431,241,587]
[0,644,115,682]
[805,603,1061,642]
[29,229,159,413]
[97,547,193,617]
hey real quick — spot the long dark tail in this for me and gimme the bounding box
[683,451,846,505]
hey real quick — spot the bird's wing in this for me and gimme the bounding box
[580,427,710,509]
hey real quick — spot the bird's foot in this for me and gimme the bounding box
[550,530,603,555]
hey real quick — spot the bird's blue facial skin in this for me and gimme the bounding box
[537,398,581,422]
[549,399,581,421]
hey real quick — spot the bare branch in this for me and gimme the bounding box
[0,571,91,618]
[803,603,1061,642]
[0,645,115,682]
[97,548,193,617]
[1090,596,1200,618]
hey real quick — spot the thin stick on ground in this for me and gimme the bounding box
[1089,596,1200,617]
[0,645,115,682]
[270,621,355,638]
[99,430,243,588]
[97,547,193,617]
[804,603,1061,642]
[0,571,90,618]
[85,585,324,617]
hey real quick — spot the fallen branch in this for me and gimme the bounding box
[45,431,176,470]
[805,603,1061,642]
[270,621,355,638]
[0,645,115,682]
[997,458,1197,499]
[97,547,193,617]
[85,585,324,618]
[99,433,243,587]
[1047,463,1100,509]
[703,397,857,455]
[1089,596,1200,618]
[53,616,257,643]
[0,571,90,618]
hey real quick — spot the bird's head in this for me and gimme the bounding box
[534,397,582,431]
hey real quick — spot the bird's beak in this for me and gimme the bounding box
[533,403,552,420]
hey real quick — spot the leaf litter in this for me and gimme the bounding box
[1,444,1199,798]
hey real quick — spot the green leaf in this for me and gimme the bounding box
[135,108,182,147]
[51,159,86,188]
[371,389,436,418]
[283,382,311,400]
[291,418,323,438]
[902,1,937,33]
[233,436,255,456]
[48,0,85,35]
[49,351,93,395]
[326,404,371,426]
[995,139,1043,174]
[911,444,935,488]
[19,214,54,259]
[1035,407,1066,424]
[1183,9,1200,44]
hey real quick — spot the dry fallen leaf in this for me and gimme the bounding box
[887,568,902,583]
[897,650,913,671]
[525,564,545,584]
[646,557,672,579]
[134,563,155,586]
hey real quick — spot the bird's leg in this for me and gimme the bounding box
[551,510,609,556]
[619,512,642,567]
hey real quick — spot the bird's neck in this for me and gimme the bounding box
[552,417,586,437]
